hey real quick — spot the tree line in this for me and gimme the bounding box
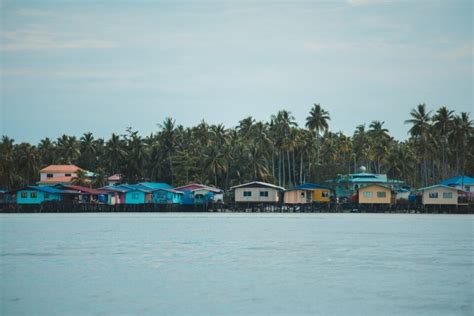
[1,104,473,191]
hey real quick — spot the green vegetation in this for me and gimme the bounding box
[1,104,473,190]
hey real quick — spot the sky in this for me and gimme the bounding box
[0,0,472,143]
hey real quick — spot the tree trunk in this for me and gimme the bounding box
[300,153,303,184]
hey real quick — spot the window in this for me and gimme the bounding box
[443,192,453,199]
[65,173,71,177]
[465,186,470,192]
[21,192,27,199]
[377,192,386,198]
[44,193,50,199]
[429,192,438,199]
[30,192,37,198]
[243,191,252,197]
[195,194,204,200]
[260,191,269,197]
[322,191,329,198]
[301,192,305,197]
[132,193,139,199]
[364,191,373,198]
[47,173,53,178]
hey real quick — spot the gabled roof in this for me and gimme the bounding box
[13,185,74,194]
[55,184,105,195]
[358,183,393,191]
[138,182,173,190]
[117,184,151,193]
[100,185,130,193]
[40,165,81,173]
[230,181,285,191]
[108,174,122,181]
[417,184,461,192]
[291,183,332,190]
[38,176,75,184]
[152,188,184,194]
[175,184,222,193]
[440,175,474,186]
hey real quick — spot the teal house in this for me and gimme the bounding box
[118,185,151,204]
[15,186,66,204]
[150,188,183,204]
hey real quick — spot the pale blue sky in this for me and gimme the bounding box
[1,0,472,143]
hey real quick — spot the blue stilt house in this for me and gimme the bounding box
[14,186,69,204]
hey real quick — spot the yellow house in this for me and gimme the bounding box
[358,184,393,205]
[284,189,313,204]
[290,183,332,203]
[419,185,459,205]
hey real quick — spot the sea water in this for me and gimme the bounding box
[1,213,473,315]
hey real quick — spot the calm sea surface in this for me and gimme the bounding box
[1,213,473,315]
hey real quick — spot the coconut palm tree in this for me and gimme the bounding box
[433,106,454,178]
[405,104,432,186]
[451,112,473,174]
[105,133,126,175]
[306,103,330,165]
[79,132,97,171]
[72,169,90,187]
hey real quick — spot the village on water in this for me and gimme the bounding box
[1,104,473,213]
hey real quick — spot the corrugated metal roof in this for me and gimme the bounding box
[175,184,222,193]
[138,182,173,190]
[291,183,332,190]
[417,184,461,192]
[230,181,284,191]
[440,175,474,186]
[40,165,81,173]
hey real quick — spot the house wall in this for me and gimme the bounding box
[312,189,331,203]
[40,172,77,181]
[152,190,182,204]
[124,191,147,204]
[16,190,62,204]
[359,186,392,204]
[422,187,458,205]
[234,187,280,203]
[284,190,311,204]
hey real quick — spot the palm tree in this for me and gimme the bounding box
[451,112,473,174]
[92,168,107,188]
[17,143,39,185]
[105,133,126,175]
[72,169,90,187]
[432,106,454,179]
[405,104,432,186]
[79,132,97,171]
[38,138,57,166]
[0,136,19,189]
[56,135,80,164]
[306,103,330,165]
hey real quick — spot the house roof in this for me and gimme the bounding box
[40,165,81,173]
[55,184,105,195]
[358,183,393,191]
[138,182,173,190]
[440,175,474,186]
[417,184,462,192]
[108,174,122,181]
[291,183,332,190]
[230,181,285,191]
[37,176,75,184]
[99,185,130,193]
[175,184,222,193]
[152,188,184,194]
[12,185,72,194]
